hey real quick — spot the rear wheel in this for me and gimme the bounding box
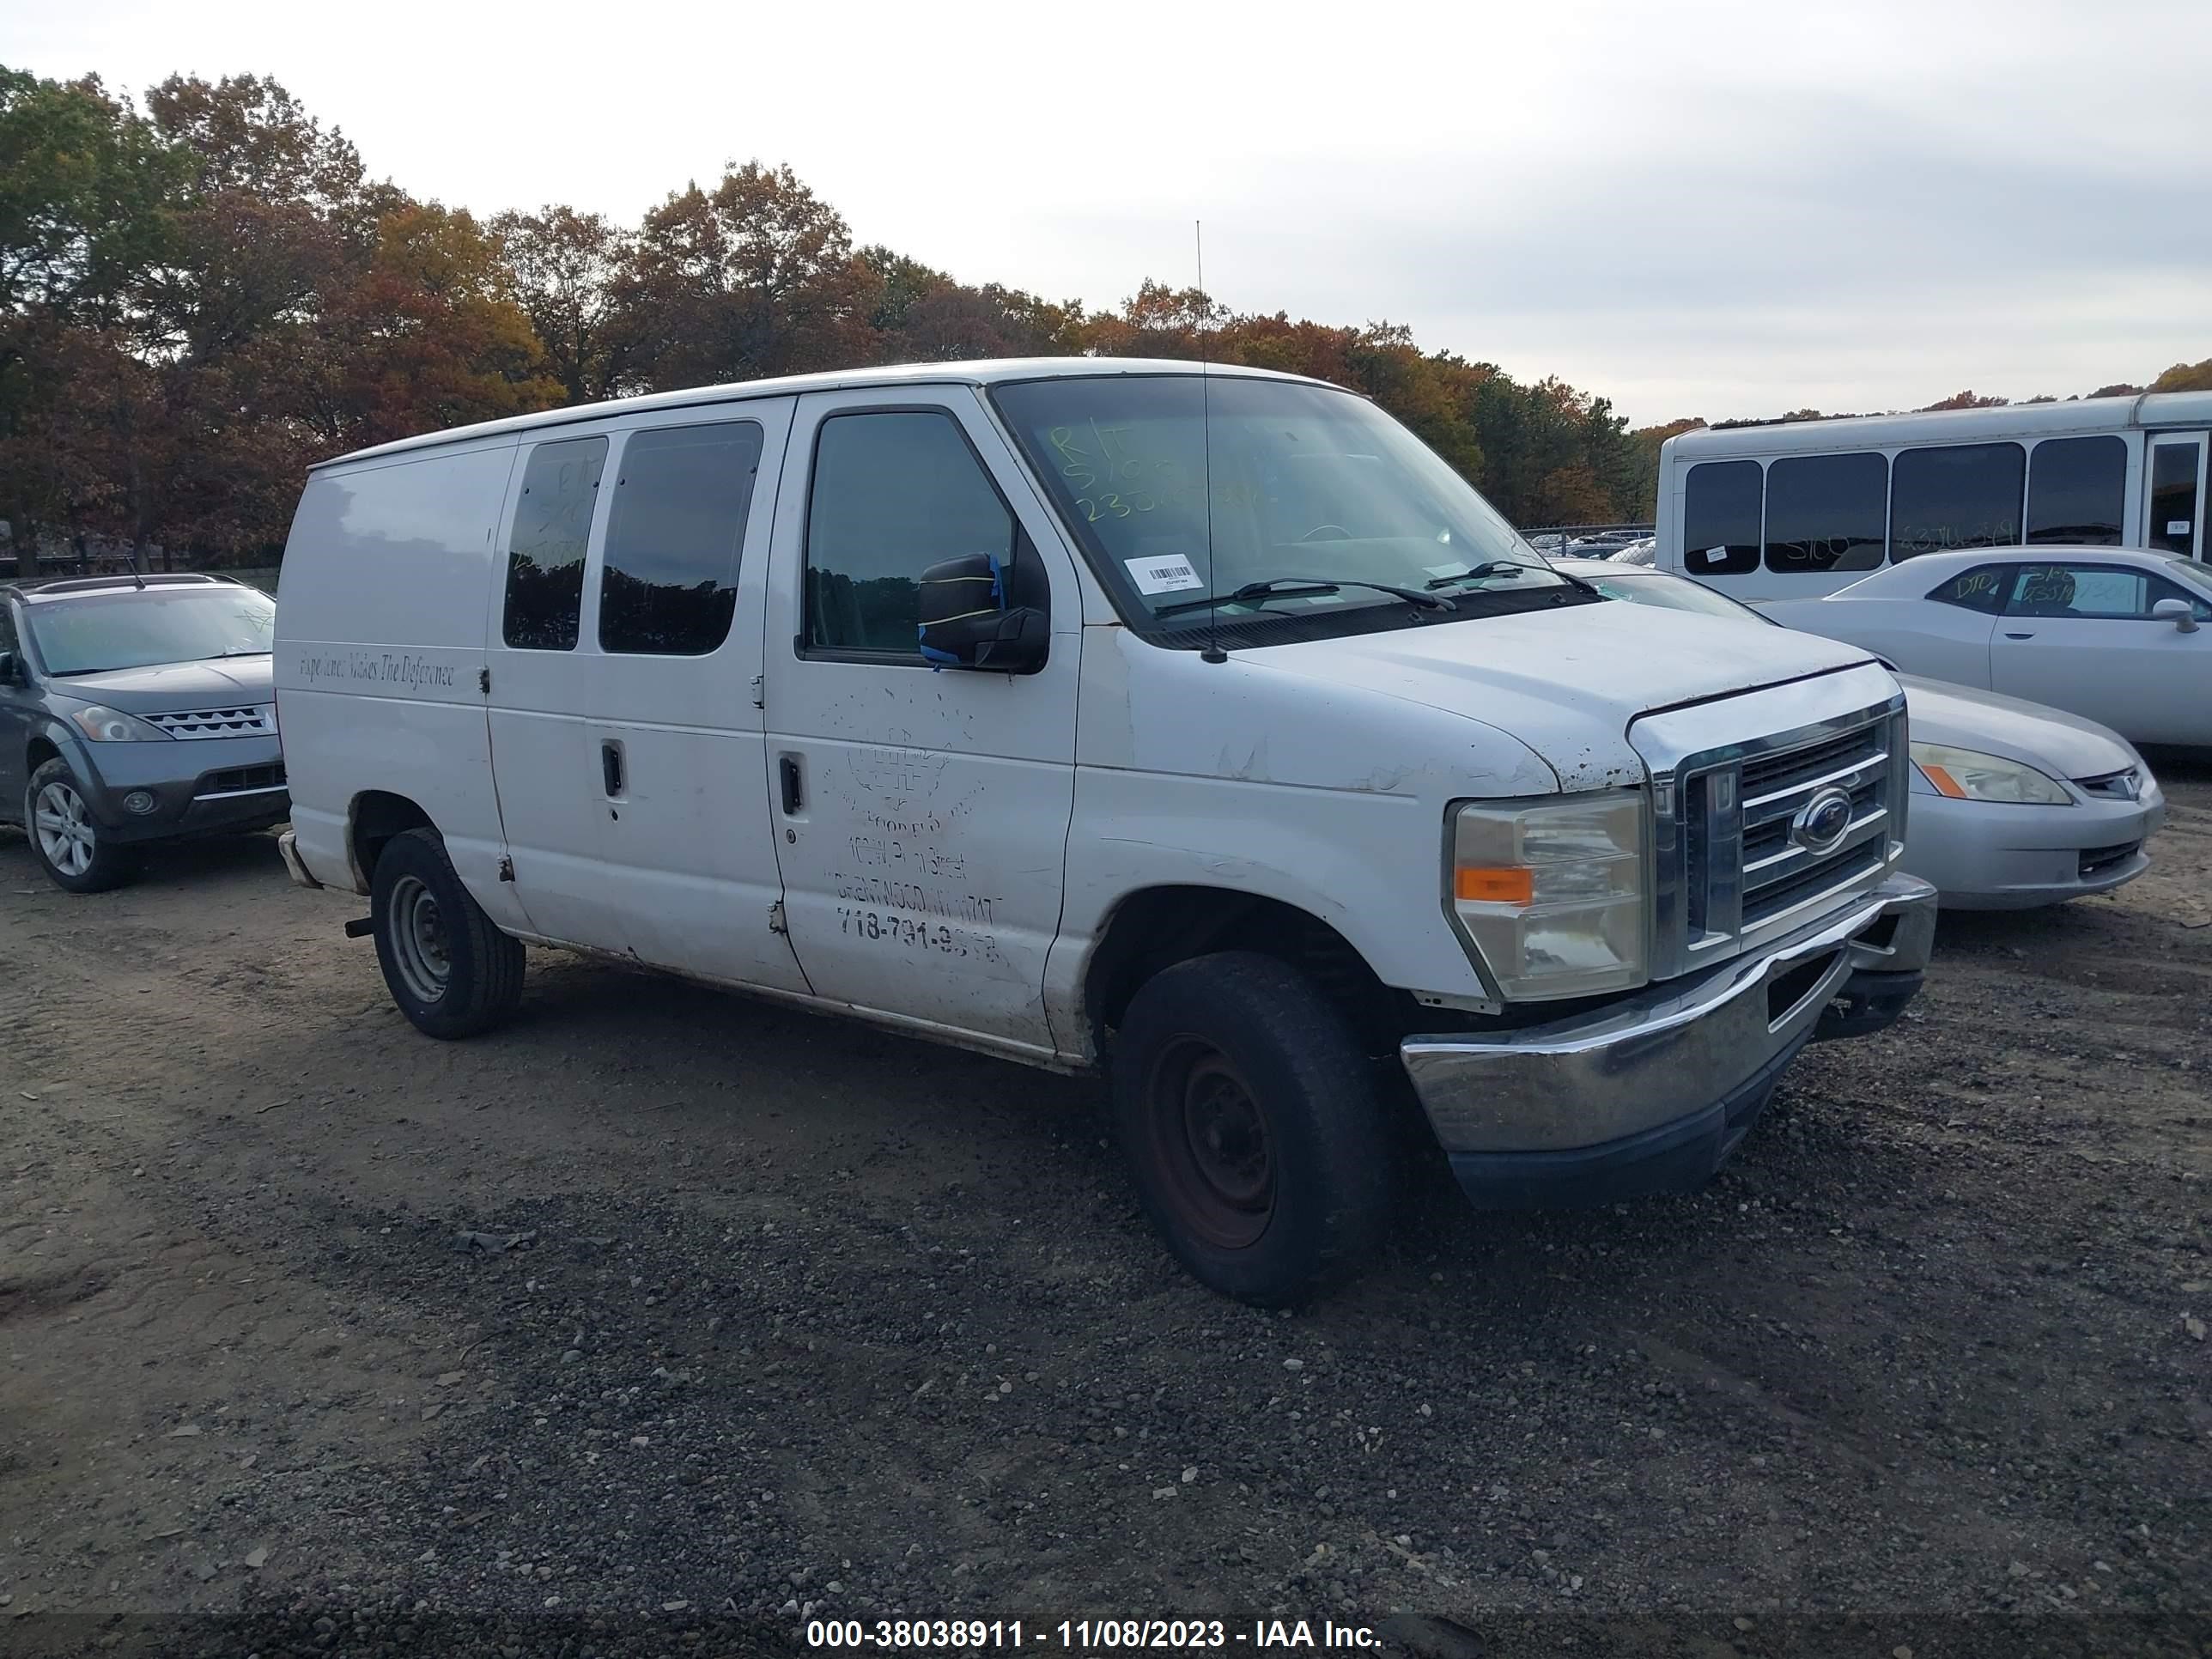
[25,759,137,894]
[1114,951,1394,1305]
[369,827,525,1038]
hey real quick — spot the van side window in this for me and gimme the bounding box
[1763,452,1887,574]
[2026,434,2127,545]
[1926,565,2009,613]
[599,422,763,656]
[503,436,608,650]
[1888,442,2023,559]
[805,410,1016,656]
[1681,460,1762,576]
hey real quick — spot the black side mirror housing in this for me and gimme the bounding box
[0,649,18,686]
[917,553,1048,673]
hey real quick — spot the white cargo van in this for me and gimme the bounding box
[274,359,1936,1303]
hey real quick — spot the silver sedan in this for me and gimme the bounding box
[1894,675,2162,908]
[1553,561,2166,908]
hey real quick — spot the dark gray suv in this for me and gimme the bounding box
[0,574,287,892]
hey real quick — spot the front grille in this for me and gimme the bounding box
[1649,698,1906,977]
[196,762,287,798]
[2080,842,2140,878]
[148,704,274,739]
[2073,769,2142,802]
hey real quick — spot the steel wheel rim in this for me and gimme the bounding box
[33,781,95,878]
[1142,1036,1275,1251]
[387,874,450,1003]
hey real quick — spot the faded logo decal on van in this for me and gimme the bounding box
[289,647,471,697]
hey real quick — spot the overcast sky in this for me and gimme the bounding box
[15,0,2210,426]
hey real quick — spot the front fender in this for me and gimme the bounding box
[1042,768,1495,1061]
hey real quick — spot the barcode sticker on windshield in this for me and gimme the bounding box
[1125,555,1206,595]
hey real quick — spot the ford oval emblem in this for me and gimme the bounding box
[1790,787,1856,857]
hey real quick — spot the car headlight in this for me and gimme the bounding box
[1448,788,1649,1000]
[67,703,172,743]
[1910,742,2070,805]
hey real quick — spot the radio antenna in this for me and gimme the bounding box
[1195,219,1225,665]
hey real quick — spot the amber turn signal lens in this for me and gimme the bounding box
[1920,764,1967,799]
[1454,866,1536,905]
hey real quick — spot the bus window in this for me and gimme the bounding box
[1889,442,2023,559]
[1764,453,1887,574]
[2026,435,2127,545]
[1682,460,1762,575]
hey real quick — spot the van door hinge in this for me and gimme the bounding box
[768,899,787,935]
[750,673,764,709]
[497,856,514,883]
[478,667,491,694]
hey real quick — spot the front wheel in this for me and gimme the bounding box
[26,759,137,894]
[370,827,526,1038]
[1113,951,1394,1305]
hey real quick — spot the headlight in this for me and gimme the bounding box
[1449,788,1649,1000]
[67,704,172,743]
[1910,742,2070,805]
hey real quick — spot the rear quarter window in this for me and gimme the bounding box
[1925,565,2010,612]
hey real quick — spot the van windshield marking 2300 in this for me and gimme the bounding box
[992,374,1581,644]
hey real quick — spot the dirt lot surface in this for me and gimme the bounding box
[3,763,2209,1659]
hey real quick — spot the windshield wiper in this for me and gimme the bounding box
[1425,561,1530,589]
[1157,577,1454,617]
[1435,556,1606,599]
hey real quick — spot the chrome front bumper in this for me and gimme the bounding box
[1402,873,1936,1170]
[276,829,323,890]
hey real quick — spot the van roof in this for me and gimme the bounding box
[316,356,1333,471]
[1662,389,2212,461]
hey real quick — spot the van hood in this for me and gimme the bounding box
[1245,601,1880,788]
[1898,674,2138,781]
[44,655,274,711]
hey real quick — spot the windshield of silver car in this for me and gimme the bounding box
[27,587,277,677]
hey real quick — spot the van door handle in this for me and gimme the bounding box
[2003,631,2034,640]
[779,755,804,814]
[601,740,624,797]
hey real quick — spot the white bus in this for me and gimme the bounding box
[1653,391,2212,600]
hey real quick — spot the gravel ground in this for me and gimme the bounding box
[2,758,2208,1659]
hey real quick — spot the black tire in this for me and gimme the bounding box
[24,758,137,894]
[369,826,525,1039]
[1113,951,1394,1305]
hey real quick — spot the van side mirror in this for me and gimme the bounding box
[2151,597,2200,633]
[0,649,18,686]
[917,553,1048,672]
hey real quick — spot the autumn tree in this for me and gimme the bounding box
[0,66,186,574]
[617,161,872,390]
[493,205,639,403]
[2151,358,2212,394]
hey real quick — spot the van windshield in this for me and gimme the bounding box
[27,586,276,676]
[992,374,1571,637]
